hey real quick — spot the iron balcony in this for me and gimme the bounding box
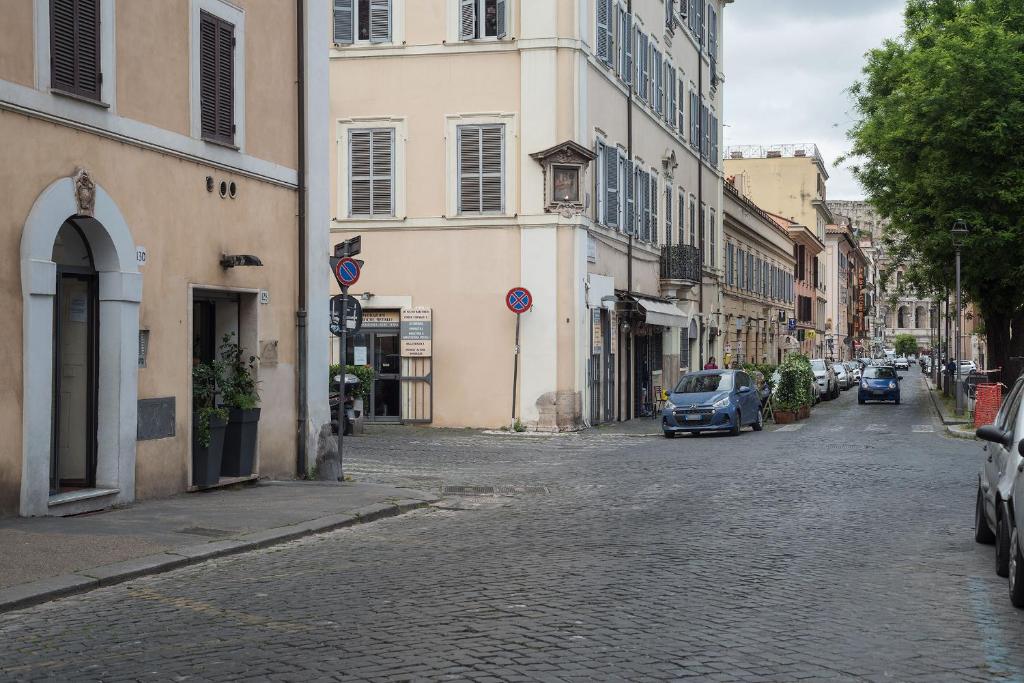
[660,243,701,283]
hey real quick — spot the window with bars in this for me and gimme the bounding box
[459,0,508,41]
[349,128,394,217]
[458,124,504,214]
[333,0,392,44]
[200,11,235,146]
[51,0,102,101]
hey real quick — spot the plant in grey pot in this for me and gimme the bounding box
[193,359,229,487]
[219,333,261,477]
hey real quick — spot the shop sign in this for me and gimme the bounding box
[362,310,400,329]
[610,312,618,355]
[591,309,602,354]
[400,307,432,357]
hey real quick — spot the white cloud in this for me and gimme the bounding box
[723,0,907,200]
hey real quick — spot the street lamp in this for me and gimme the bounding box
[952,219,969,415]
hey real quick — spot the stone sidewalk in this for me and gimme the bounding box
[0,480,435,613]
[923,375,978,438]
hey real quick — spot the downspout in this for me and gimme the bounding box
[621,0,633,422]
[295,0,308,476]
[696,15,705,369]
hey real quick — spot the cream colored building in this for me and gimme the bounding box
[721,179,796,367]
[725,144,834,357]
[328,0,729,429]
[0,0,331,516]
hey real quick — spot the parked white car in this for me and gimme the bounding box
[894,357,910,371]
[960,360,979,374]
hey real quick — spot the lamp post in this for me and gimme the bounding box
[952,219,969,415]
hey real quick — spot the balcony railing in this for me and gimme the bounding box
[660,244,701,283]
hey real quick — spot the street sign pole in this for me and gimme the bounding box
[338,284,347,478]
[512,313,520,427]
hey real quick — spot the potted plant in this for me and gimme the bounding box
[219,333,261,477]
[772,354,812,423]
[192,359,229,487]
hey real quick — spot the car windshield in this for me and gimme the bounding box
[864,367,897,379]
[811,360,826,372]
[674,373,733,394]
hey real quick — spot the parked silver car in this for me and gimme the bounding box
[810,358,839,400]
[833,362,851,390]
[845,362,861,384]
[975,376,1024,606]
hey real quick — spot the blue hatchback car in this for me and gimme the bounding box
[662,370,763,438]
[857,365,902,404]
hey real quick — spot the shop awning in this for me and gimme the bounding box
[632,296,688,329]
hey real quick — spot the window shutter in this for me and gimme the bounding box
[215,17,234,144]
[621,10,632,84]
[596,0,609,63]
[650,45,658,112]
[349,130,372,216]
[51,0,101,100]
[604,144,619,228]
[678,191,685,244]
[665,0,674,28]
[371,129,394,215]
[369,0,391,43]
[641,171,651,242]
[458,125,503,214]
[496,0,507,38]
[668,64,676,126]
[460,0,477,40]
[200,13,217,140]
[624,160,635,235]
[664,186,671,246]
[333,0,354,44]
[652,49,662,115]
[650,174,658,245]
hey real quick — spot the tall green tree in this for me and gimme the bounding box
[846,0,1024,378]
[894,333,919,358]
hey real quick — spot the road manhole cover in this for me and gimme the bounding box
[177,527,232,538]
[442,485,548,496]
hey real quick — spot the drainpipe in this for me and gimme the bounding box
[697,17,705,369]
[295,0,308,476]
[621,0,633,422]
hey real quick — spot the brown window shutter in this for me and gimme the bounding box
[200,11,234,146]
[50,0,101,100]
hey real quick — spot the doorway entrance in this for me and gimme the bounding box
[50,222,99,494]
[344,325,401,423]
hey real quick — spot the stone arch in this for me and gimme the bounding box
[914,305,928,329]
[897,305,910,329]
[20,173,141,516]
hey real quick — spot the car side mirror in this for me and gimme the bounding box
[977,424,1011,447]
[1019,439,1024,457]
[738,386,752,394]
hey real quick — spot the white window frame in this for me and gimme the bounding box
[445,113,516,218]
[189,0,246,151]
[448,0,513,43]
[332,0,405,46]
[33,0,117,110]
[336,117,407,221]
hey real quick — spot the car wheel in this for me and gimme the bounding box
[752,408,764,432]
[976,486,996,544]
[894,396,900,405]
[997,511,1011,577]
[663,430,675,439]
[730,411,741,436]
[858,397,865,405]
[1010,530,1024,608]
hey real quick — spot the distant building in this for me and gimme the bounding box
[824,223,867,360]
[725,144,834,357]
[721,178,796,366]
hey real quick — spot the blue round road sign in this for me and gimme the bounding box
[506,287,532,314]
[335,257,361,286]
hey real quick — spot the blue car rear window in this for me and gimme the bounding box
[674,373,734,393]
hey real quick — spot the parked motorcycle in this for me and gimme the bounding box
[329,373,361,436]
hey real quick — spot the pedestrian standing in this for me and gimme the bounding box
[704,356,718,370]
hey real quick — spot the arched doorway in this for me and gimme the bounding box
[915,305,927,329]
[20,171,140,516]
[51,221,99,494]
[897,306,909,328]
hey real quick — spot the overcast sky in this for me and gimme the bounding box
[723,0,907,200]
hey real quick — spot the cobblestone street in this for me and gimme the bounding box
[2,376,1022,681]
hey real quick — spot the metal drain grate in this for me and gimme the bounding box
[177,527,233,538]
[824,444,875,450]
[442,485,548,496]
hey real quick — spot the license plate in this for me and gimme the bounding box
[684,414,702,421]
[873,389,886,395]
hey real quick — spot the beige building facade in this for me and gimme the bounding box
[0,0,331,516]
[328,0,730,429]
[721,179,796,367]
[725,144,833,357]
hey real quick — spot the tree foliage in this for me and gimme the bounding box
[846,0,1024,374]
[894,333,919,357]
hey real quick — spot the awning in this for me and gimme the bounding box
[632,296,689,328]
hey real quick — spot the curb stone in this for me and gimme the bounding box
[924,378,975,439]
[0,497,434,615]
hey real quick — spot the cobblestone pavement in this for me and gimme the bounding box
[3,374,1024,681]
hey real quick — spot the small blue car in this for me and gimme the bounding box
[662,370,763,438]
[857,365,902,404]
